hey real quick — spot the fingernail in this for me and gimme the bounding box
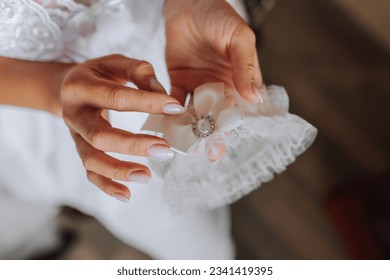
[112,193,130,203]
[148,144,174,159]
[251,82,264,103]
[128,171,151,184]
[207,143,227,163]
[149,78,166,93]
[163,103,185,114]
[210,146,220,157]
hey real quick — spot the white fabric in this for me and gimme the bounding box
[0,0,235,259]
[143,83,317,213]
[143,83,245,154]
[0,192,60,259]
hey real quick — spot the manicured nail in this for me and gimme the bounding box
[149,78,166,93]
[148,144,174,159]
[210,146,220,157]
[128,171,151,184]
[251,82,264,103]
[163,103,185,114]
[112,193,130,203]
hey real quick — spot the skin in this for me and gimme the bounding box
[165,0,263,103]
[0,0,262,200]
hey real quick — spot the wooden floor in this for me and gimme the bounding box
[58,0,390,260]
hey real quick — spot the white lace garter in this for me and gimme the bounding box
[142,83,318,212]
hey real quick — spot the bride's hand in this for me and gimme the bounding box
[60,54,184,201]
[164,0,263,104]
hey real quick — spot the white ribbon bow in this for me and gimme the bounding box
[143,83,244,159]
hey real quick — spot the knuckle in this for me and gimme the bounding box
[244,61,255,74]
[87,128,104,148]
[134,60,153,74]
[105,86,127,111]
[111,163,125,180]
[129,140,148,156]
[105,54,126,61]
[80,152,94,170]
[135,60,152,69]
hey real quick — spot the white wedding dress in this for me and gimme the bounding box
[0,0,316,259]
[0,0,237,259]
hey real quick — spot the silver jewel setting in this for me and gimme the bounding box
[192,114,216,138]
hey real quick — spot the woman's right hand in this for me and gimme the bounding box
[60,54,184,202]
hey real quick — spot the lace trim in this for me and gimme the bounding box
[150,114,317,213]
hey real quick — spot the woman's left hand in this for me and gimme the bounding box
[164,0,263,104]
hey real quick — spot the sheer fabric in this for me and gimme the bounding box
[144,83,317,212]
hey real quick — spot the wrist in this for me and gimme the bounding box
[51,63,77,117]
[0,58,76,117]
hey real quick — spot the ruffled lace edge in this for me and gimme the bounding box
[153,113,317,213]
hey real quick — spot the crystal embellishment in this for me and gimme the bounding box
[192,114,216,138]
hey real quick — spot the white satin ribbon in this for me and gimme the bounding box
[142,82,244,155]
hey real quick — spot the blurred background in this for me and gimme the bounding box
[33,0,390,259]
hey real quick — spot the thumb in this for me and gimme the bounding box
[230,24,263,103]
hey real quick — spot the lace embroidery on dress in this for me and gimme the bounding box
[0,0,123,62]
[0,0,64,61]
[36,0,89,29]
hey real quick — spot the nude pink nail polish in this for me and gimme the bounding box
[112,193,130,203]
[163,103,185,115]
[148,144,174,159]
[128,171,151,184]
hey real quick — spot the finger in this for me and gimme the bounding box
[91,55,167,93]
[229,23,263,103]
[169,68,230,105]
[170,84,188,105]
[207,143,227,164]
[131,61,167,94]
[101,109,109,121]
[86,171,131,201]
[75,79,183,114]
[254,51,263,91]
[66,109,173,158]
[74,133,151,183]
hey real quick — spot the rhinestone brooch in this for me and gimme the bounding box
[192,114,216,138]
